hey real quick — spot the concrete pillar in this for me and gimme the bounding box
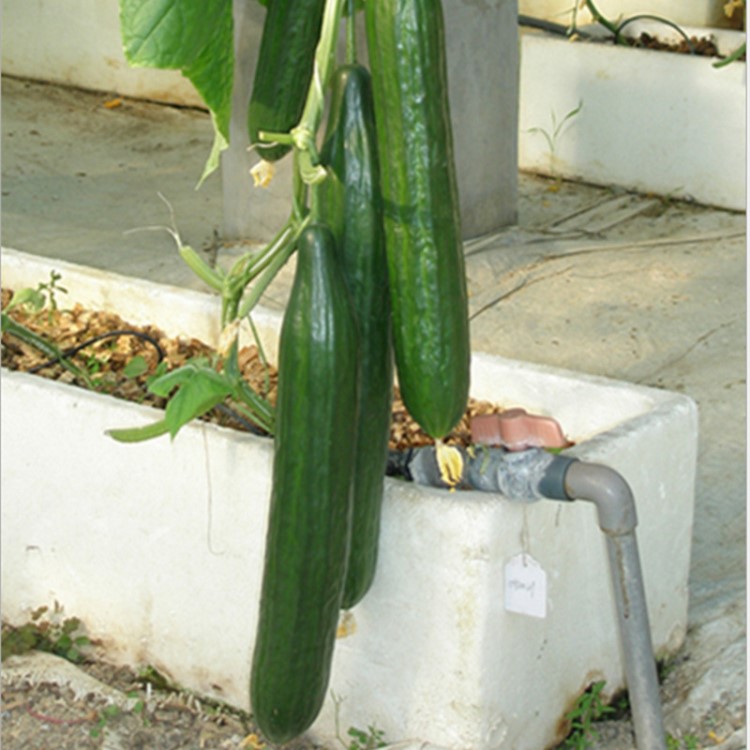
[445,0,519,235]
[222,0,519,242]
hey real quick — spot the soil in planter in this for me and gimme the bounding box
[1,288,504,450]
[581,29,745,62]
[622,32,721,57]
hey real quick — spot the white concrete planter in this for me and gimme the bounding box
[1,248,698,750]
[519,24,746,211]
[519,0,734,29]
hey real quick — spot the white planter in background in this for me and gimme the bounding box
[518,25,746,211]
[1,248,698,749]
[519,0,735,28]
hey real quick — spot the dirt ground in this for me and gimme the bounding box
[1,649,326,750]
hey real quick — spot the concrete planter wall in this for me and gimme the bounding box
[518,24,746,211]
[2,248,698,750]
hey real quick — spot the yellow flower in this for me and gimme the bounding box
[250,160,275,188]
[724,0,744,18]
[436,440,464,490]
[240,733,266,749]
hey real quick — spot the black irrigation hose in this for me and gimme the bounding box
[213,402,268,437]
[27,329,165,374]
[518,14,593,39]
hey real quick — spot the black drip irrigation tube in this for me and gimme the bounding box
[518,14,593,39]
[388,445,667,750]
[27,329,166,373]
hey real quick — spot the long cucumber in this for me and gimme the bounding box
[248,0,326,162]
[250,224,359,743]
[316,64,393,608]
[365,0,470,440]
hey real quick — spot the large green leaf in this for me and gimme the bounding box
[119,0,234,141]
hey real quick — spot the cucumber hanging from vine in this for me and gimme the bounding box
[365,0,471,440]
[315,63,393,608]
[249,224,359,744]
[248,0,327,162]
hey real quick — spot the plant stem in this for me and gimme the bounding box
[178,243,225,291]
[584,0,696,51]
[1,312,95,388]
[292,0,346,184]
[346,0,357,64]
[222,0,344,322]
[221,219,296,325]
[236,216,311,320]
[584,0,619,37]
[714,41,746,67]
[615,13,696,53]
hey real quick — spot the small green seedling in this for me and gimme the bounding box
[6,270,68,324]
[90,704,122,738]
[527,101,583,183]
[332,691,388,750]
[345,725,387,750]
[559,680,615,749]
[666,733,699,749]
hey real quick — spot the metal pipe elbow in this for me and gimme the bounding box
[562,460,638,535]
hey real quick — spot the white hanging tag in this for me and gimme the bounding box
[504,553,547,619]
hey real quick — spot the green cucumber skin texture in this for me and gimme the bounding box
[317,64,394,609]
[248,0,326,162]
[365,0,470,440]
[250,225,358,744]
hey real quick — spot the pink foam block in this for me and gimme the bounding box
[470,409,573,452]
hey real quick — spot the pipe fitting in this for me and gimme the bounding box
[563,460,638,535]
[404,445,569,501]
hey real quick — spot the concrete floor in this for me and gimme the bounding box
[2,76,746,747]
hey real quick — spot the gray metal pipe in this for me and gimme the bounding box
[393,446,667,750]
[563,461,667,750]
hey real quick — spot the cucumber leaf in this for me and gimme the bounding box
[107,419,171,443]
[119,0,234,172]
[146,360,232,438]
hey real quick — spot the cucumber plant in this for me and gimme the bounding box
[118,0,471,742]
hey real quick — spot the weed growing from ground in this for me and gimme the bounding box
[1,602,91,663]
[558,680,615,749]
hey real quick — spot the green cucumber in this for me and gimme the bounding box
[248,0,326,162]
[250,224,358,743]
[365,0,470,439]
[316,64,393,608]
